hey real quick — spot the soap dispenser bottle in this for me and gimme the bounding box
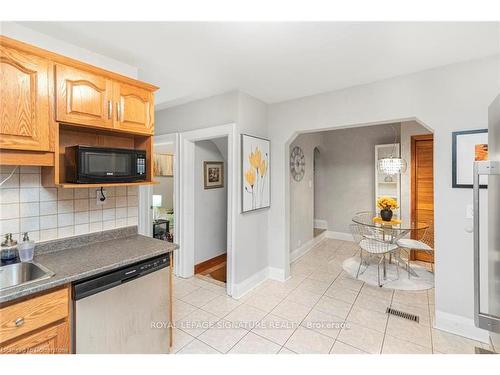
[1,233,18,262]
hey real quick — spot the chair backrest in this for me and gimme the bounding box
[360,227,398,254]
[353,211,377,225]
[349,223,364,244]
[420,221,434,249]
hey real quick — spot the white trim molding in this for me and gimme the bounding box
[326,231,353,242]
[179,123,237,297]
[290,231,327,262]
[313,219,328,229]
[268,267,288,282]
[231,267,269,299]
[435,309,490,343]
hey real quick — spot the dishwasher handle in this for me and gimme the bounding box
[73,254,169,300]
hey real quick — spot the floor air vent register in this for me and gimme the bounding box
[386,307,419,323]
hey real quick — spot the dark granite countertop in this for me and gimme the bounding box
[0,227,177,304]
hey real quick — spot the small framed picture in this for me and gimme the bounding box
[204,161,224,189]
[452,129,488,188]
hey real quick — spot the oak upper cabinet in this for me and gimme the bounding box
[0,44,50,151]
[55,64,114,129]
[114,82,154,135]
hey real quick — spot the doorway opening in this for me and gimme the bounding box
[178,123,236,296]
[193,137,228,285]
[152,142,175,242]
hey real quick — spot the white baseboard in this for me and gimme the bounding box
[326,231,353,242]
[435,309,490,343]
[290,231,327,262]
[231,267,269,299]
[268,267,288,282]
[313,219,328,229]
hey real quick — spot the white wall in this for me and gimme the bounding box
[400,120,433,227]
[155,91,238,134]
[155,91,269,286]
[194,139,228,264]
[0,22,138,78]
[268,55,500,341]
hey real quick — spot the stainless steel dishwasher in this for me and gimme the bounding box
[73,254,170,354]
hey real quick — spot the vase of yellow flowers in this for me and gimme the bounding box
[377,196,399,222]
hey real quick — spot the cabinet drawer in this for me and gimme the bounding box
[0,287,69,345]
[0,320,69,354]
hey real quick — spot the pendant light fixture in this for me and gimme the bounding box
[377,125,407,175]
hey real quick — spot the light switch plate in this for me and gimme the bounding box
[466,204,474,219]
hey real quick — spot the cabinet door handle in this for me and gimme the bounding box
[116,102,121,122]
[15,317,24,327]
[108,100,112,119]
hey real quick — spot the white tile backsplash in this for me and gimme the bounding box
[40,214,57,230]
[40,201,57,215]
[58,213,74,226]
[116,196,127,207]
[20,202,39,218]
[20,174,40,188]
[74,211,89,225]
[40,187,57,202]
[20,188,39,203]
[0,169,138,242]
[0,173,19,188]
[1,203,19,220]
[0,189,19,204]
[57,200,74,214]
[40,228,57,241]
[74,199,89,212]
[74,188,89,199]
[20,216,39,232]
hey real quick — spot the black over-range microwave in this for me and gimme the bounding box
[65,145,147,183]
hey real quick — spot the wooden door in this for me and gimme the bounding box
[411,134,434,262]
[0,321,69,354]
[55,64,114,129]
[0,45,50,151]
[114,82,154,135]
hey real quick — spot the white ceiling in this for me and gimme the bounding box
[19,22,500,109]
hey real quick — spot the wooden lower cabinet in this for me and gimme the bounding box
[0,286,70,354]
[0,320,69,354]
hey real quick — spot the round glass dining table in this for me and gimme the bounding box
[351,212,429,278]
[352,212,429,235]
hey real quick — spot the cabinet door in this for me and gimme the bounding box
[0,321,69,354]
[0,45,50,151]
[55,64,113,129]
[114,82,154,134]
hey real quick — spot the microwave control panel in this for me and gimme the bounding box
[137,156,146,175]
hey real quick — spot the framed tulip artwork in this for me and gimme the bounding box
[241,134,270,212]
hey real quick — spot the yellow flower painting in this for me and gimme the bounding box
[242,134,270,212]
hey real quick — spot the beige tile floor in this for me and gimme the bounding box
[172,238,494,354]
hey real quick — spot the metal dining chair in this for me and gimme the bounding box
[396,222,434,278]
[350,224,399,287]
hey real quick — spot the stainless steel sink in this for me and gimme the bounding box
[0,262,54,292]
